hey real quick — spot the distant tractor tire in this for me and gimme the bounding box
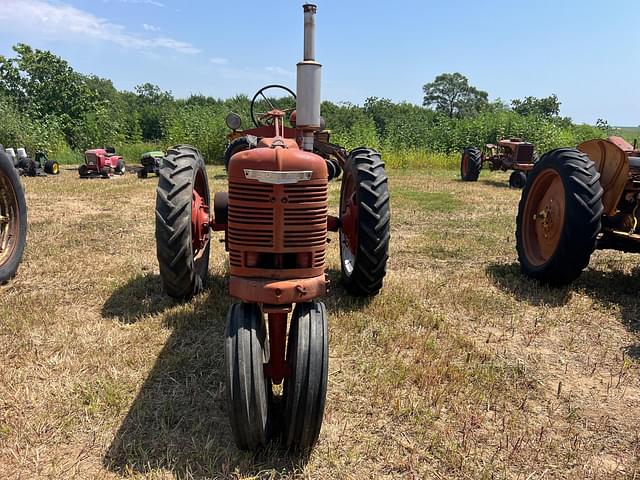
[283,301,328,452]
[509,170,527,189]
[44,160,59,175]
[339,148,390,296]
[155,145,211,299]
[460,147,482,181]
[225,302,272,450]
[116,160,126,175]
[516,148,603,285]
[78,164,88,178]
[137,168,148,179]
[0,149,27,283]
[224,136,252,171]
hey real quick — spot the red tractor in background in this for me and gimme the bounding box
[154,4,390,452]
[461,138,536,188]
[78,147,126,178]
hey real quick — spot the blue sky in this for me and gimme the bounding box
[0,0,638,125]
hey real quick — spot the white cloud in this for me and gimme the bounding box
[142,23,160,32]
[210,57,228,65]
[105,0,165,7]
[0,0,199,54]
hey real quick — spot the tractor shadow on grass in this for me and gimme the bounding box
[487,261,640,357]
[102,269,366,478]
[479,178,510,189]
[101,273,175,324]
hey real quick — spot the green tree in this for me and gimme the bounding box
[422,73,488,118]
[511,94,561,117]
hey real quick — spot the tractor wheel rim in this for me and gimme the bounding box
[191,169,210,258]
[0,172,19,268]
[522,168,565,266]
[53,163,59,175]
[461,153,469,176]
[340,171,358,275]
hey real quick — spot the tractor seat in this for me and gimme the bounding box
[629,156,640,169]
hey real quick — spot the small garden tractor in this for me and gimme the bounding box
[0,146,27,283]
[78,147,126,178]
[461,138,536,188]
[137,150,164,178]
[154,4,390,452]
[516,136,640,285]
[5,148,59,177]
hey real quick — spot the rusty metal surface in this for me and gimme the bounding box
[229,274,327,304]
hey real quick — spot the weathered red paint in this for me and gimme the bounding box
[191,188,210,252]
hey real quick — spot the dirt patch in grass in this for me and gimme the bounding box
[0,167,639,479]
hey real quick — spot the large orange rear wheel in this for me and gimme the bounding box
[516,148,603,285]
[460,146,482,181]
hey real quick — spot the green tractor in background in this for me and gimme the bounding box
[137,151,165,179]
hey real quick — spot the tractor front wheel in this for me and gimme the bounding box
[225,302,272,450]
[509,170,527,189]
[516,148,603,285]
[339,148,390,296]
[155,145,211,299]
[44,160,59,175]
[0,149,27,283]
[461,147,482,181]
[283,301,328,452]
[78,164,88,178]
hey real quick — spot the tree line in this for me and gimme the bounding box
[0,44,610,165]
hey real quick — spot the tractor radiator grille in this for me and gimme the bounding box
[227,178,328,276]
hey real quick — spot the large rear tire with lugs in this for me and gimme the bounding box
[516,148,603,285]
[0,149,27,283]
[460,147,482,181]
[223,136,252,171]
[339,148,390,296]
[155,145,211,299]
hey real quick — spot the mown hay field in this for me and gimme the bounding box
[1,165,639,479]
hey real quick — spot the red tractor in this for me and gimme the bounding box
[78,147,126,178]
[461,138,536,188]
[154,4,390,452]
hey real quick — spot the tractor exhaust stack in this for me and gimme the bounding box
[296,3,322,151]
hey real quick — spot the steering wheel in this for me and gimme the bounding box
[250,84,296,127]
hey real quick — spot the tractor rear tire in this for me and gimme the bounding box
[339,148,390,296]
[225,302,272,450]
[137,168,147,179]
[283,301,328,452]
[44,160,59,175]
[516,148,603,285]
[461,147,482,181]
[509,170,527,189]
[155,145,210,299]
[224,136,252,171]
[116,160,126,175]
[0,149,27,283]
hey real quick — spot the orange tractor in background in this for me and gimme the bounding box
[516,136,640,285]
[461,138,536,188]
[154,4,390,452]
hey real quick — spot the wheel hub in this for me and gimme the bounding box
[522,169,565,266]
[191,188,210,252]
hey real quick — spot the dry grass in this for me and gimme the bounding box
[1,165,640,479]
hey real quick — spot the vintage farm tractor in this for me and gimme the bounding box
[137,150,164,178]
[78,147,126,178]
[0,146,27,283]
[5,148,60,177]
[154,4,390,452]
[516,136,640,285]
[461,138,536,188]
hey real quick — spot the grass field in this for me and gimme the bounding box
[1,165,640,479]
